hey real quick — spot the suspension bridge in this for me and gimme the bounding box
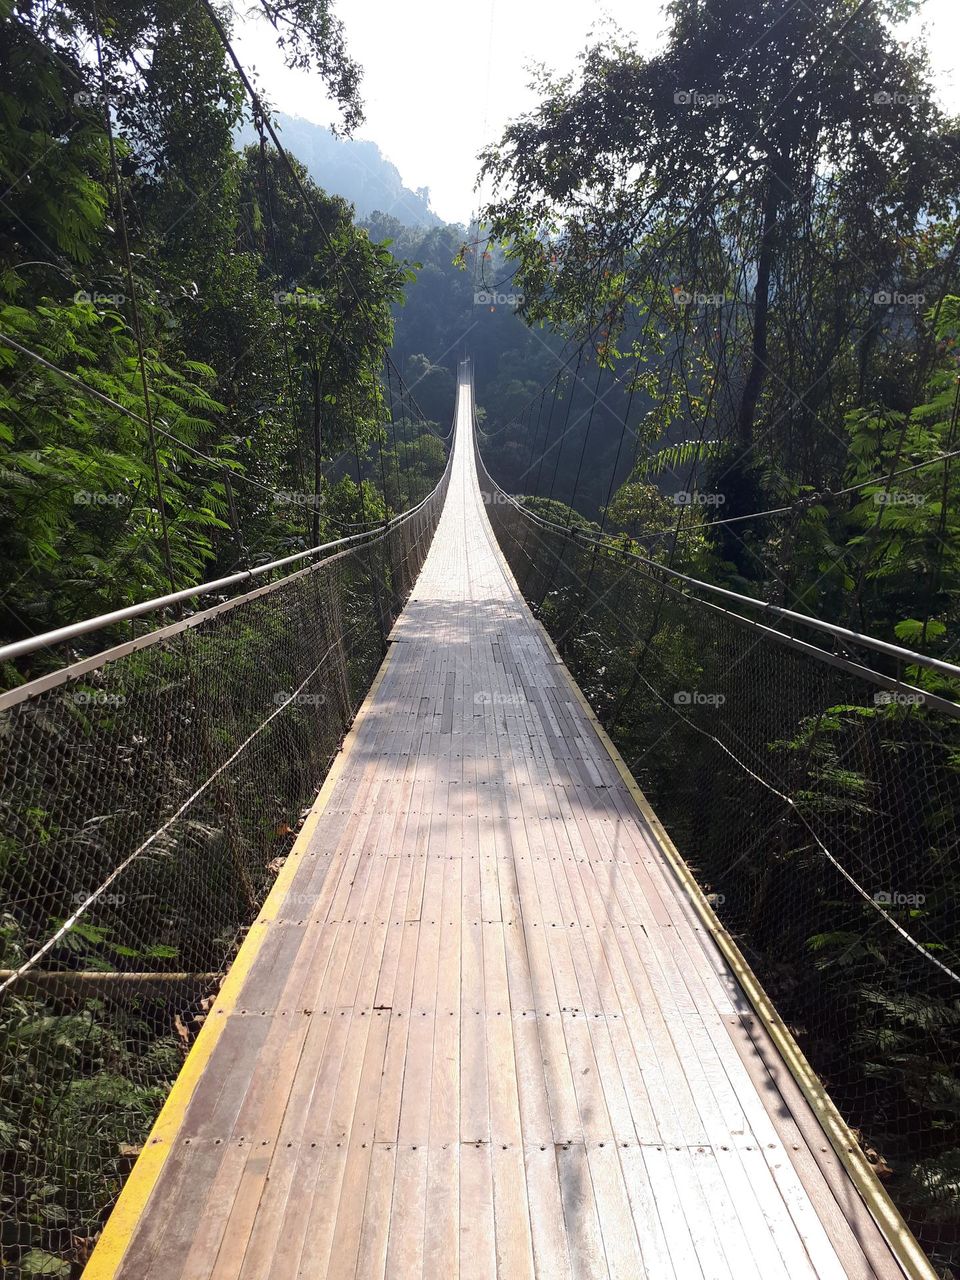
[1,361,956,1278]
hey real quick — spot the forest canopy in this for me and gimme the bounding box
[479,0,960,651]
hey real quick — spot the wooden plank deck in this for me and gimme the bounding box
[91,373,909,1278]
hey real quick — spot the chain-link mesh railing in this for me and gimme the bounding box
[476,439,960,1278]
[0,459,449,1276]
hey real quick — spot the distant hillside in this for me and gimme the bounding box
[237,113,441,229]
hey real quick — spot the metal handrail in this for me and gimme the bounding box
[473,436,960,684]
[0,442,454,666]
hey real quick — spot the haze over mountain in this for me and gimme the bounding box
[237,112,443,228]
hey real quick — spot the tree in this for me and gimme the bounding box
[480,0,956,544]
[0,0,401,650]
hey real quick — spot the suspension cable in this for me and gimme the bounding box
[475,444,960,681]
[642,445,960,542]
[0,449,453,666]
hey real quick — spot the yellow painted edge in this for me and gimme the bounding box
[83,645,397,1279]
[534,618,936,1280]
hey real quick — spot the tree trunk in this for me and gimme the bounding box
[738,158,785,450]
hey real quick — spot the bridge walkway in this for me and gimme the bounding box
[87,372,907,1279]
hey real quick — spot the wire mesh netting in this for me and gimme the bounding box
[477,442,960,1278]
[0,467,448,1276]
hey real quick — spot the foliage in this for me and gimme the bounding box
[0,0,416,665]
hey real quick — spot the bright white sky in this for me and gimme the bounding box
[234,0,960,226]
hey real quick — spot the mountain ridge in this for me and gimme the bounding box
[236,111,442,228]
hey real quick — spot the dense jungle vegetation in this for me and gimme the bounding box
[0,0,449,663]
[480,0,960,644]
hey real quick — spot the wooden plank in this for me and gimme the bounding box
[424,1143,460,1277]
[492,1144,535,1278]
[617,1144,676,1280]
[353,1142,397,1280]
[325,1010,391,1276]
[460,1141,497,1279]
[234,1015,341,1278]
[557,1142,607,1279]
[385,1145,428,1275]
[512,1014,554,1145]
[524,1142,573,1278]
[640,1145,705,1280]
[586,1143,647,1280]
[724,1012,887,1280]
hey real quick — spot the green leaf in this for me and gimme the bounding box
[145,943,179,959]
[18,1250,71,1278]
